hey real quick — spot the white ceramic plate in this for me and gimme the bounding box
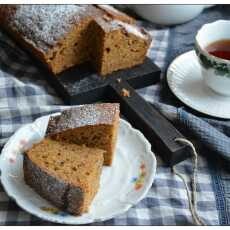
[0,114,156,225]
[167,50,230,119]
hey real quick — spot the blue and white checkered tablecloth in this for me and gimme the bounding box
[0,19,220,225]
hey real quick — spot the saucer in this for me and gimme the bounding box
[167,50,230,119]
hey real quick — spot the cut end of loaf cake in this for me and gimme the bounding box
[24,138,104,215]
[46,103,120,166]
[92,18,151,76]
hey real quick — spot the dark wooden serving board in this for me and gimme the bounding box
[44,58,190,166]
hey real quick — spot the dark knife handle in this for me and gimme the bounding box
[108,81,191,166]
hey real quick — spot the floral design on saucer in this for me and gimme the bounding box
[132,162,146,190]
[41,207,69,217]
[8,138,29,164]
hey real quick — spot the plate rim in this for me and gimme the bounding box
[0,115,157,225]
[167,50,230,119]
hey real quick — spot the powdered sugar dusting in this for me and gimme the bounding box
[11,5,87,52]
[110,20,147,39]
[46,103,119,135]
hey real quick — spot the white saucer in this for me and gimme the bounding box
[0,114,156,225]
[167,50,230,119]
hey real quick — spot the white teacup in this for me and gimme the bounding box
[195,20,230,96]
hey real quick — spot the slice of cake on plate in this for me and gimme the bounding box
[23,103,120,215]
[24,138,104,216]
[46,103,120,166]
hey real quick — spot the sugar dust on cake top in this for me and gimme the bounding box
[0,5,151,75]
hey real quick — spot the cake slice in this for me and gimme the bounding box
[46,103,120,166]
[24,138,104,216]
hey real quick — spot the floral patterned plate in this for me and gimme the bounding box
[0,114,156,225]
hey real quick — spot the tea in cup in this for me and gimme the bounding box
[195,20,230,96]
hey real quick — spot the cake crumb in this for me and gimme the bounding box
[121,88,130,97]
[102,14,112,22]
[116,78,122,83]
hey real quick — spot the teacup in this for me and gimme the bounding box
[195,20,230,96]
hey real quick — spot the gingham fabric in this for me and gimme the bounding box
[0,17,220,225]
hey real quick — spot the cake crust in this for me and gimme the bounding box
[0,5,98,53]
[24,154,85,215]
[47,103,120,135]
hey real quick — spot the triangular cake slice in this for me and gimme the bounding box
[46,103,120,166]
[24,138,104,215]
